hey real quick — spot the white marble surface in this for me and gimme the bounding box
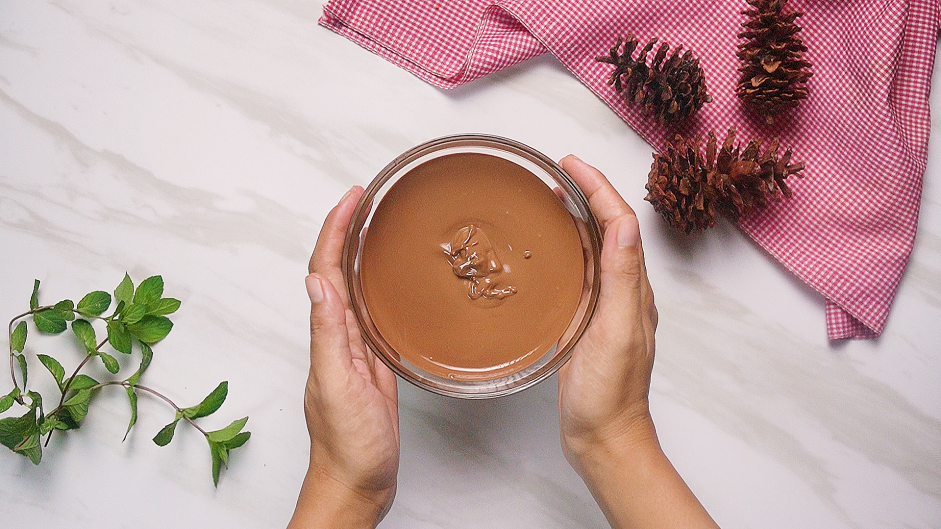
[1,2,939,528]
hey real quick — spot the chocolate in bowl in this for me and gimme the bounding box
[343,134,601,398]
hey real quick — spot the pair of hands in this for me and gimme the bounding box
[289,156,708,528]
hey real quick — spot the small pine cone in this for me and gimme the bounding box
[736,0,813,123]
[597,35,711,124]
[645,129,805,233]
[645,135,720,233]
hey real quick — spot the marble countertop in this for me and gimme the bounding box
[2,2,939,528]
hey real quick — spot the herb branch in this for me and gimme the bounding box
[1,274,250,486]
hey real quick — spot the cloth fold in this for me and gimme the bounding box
[320,0,940,340]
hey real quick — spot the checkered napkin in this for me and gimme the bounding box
[320,1,940,340]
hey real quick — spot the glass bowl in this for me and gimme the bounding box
[343,134,602,398]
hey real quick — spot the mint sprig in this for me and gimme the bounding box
[1,275,250,486]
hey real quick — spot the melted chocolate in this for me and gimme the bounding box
[360,152,584,380]
[445,224,517,300]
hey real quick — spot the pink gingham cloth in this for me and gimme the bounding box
[320,1,941,340]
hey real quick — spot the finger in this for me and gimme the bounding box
[346,307,374,372]
[647,284,659,331]
[306,273,355,379]
[375,359,399,430]
[588,215,650,357]
[560,155,635,233]
[561,154,651,281]
[310,186,365,301]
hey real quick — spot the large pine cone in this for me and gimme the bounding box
[597,35,711,124]
[645,129,804,233]
[736,0,813,123]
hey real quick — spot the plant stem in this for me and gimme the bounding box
[44,336,112,446]
[42,352,95,447]
[123,383,209,437]
[56,336,110,403]
[44,380,210,437]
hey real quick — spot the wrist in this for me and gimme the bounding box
[289,464,394,529]
[564,413,719,528]
[562,405,659,478]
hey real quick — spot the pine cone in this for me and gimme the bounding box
[736,0,813,123]
[596,35,711,124]
[645,129,805,233]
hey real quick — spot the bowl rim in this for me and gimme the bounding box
[342,133,602,399]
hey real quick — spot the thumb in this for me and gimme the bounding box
[588,214,648,354]
[306,273,354,378]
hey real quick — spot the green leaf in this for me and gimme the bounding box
[98,351,120,374]
[14,353,27,389]
[54,410,80,431]
[134,276,164,306]
[224,431,251,450]
[126,343,153,386]
[25,391,42,410]
[71,319,97,352]
[153,416,182,447]
[30,279,40,310]
[123,387,138,441]
[121,304,146,325]
[115,274,134,307]
[10,321,27,353]
[107,320,132,355]
[208,431,249,486]
[145,298,181,317]
[209,440,227,486]
[14,432,42,464]
[67,374,99,392]
[0,410,36,450]
[182,381,228,420]
[127,316,173,345]
[207,417,248,443]
[33,308,67,335]
[38,420,54,436]
[111,300,126,319]
[38,415,64,436]
[215,442,229,467]
[0,388,20,414]
[64,389,92,422]
[54,299,75,321]
[77,291,111,317]
[37,354,65,389]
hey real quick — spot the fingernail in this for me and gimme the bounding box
[341,185,361,204]
[617,217,640,248]
[306,274,324,303]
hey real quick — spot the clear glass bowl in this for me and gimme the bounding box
[343,134,602,398]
